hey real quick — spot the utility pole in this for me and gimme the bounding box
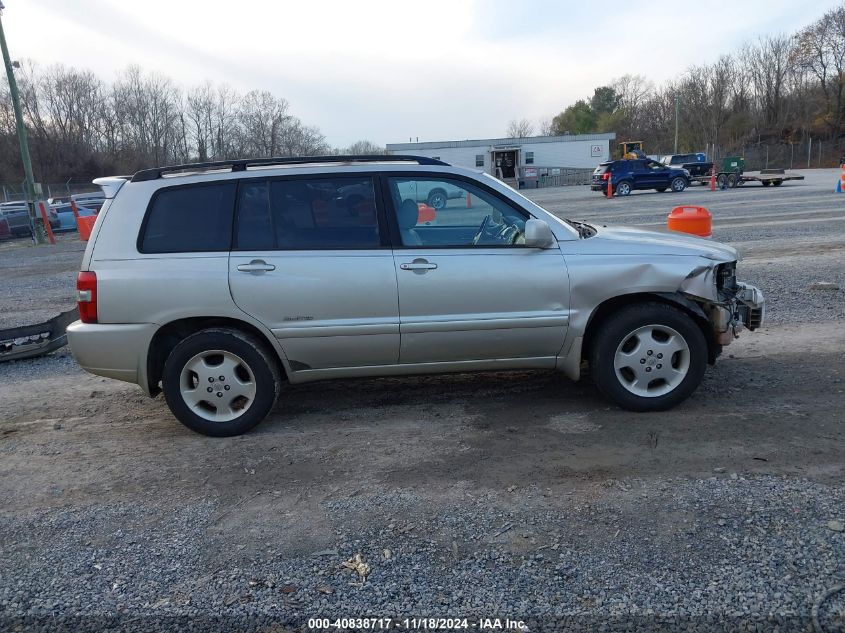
[673,93,679,155]
[0,1,44,244]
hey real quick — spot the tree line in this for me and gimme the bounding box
[507,3,845,163]
[0,63,384,185]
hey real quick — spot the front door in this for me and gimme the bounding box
[228,175,399,371]
[384,174,569,364]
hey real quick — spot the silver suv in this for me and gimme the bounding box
[67,155,764,437]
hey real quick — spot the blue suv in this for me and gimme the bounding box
[591,159,690,196]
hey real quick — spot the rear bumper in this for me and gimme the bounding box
[67,321,157,389]
[590,183,607,192]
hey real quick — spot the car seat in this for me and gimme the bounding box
[397,199,422,246]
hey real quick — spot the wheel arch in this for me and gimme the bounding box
[146,316,287,397]
[582,292,719,367]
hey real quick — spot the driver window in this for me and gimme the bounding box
[387,177,528,248]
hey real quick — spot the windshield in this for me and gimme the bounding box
[477,172,582,234]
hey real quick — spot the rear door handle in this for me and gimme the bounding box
[237,259,275,273]
[400,261,437,271]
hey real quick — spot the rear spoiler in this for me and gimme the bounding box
[92,176,130,199]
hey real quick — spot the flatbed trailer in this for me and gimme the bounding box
[690,167,805,188]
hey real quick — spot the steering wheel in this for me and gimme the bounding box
[471,214,492,246]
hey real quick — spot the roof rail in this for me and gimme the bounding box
[130,155,450,182]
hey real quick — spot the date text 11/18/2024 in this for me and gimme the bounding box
[307,617,529,630]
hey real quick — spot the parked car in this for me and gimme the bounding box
[591,159,690,196]
[67,155,764,437]
[52,203,96,232]
[0,201,59,236]
[71,191,106,211]
[660,153,714,178]
[0,215,10,238]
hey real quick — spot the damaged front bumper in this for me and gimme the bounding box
[710,282,765,346]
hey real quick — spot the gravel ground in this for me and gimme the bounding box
[1,477,844,632]
[1,168,843,632]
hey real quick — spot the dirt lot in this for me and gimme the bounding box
[1,169,843,632]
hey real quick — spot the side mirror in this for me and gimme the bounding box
[524,218,555,248]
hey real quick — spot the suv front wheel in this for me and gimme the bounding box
[589,302,706,411]
[671,177,687,192]
[162,328,281,436]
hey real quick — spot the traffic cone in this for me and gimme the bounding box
[709,166,716,191]
[607,178,613,198]
[837,179,843,193]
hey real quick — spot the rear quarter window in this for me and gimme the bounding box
[139,182,237,253]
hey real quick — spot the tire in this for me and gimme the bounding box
[772,180,783,187]
[589,302,707,412]
[655,188,667,193]
[727,173,737,188]
[761,181,770,187]
[716,174,728,189]
[426,189,448,210]
[162,327,281,437]
[615,180,632,196]
[671,177,687,192]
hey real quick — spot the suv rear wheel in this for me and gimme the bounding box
[589,302,706,411]
[615,180,632,196]
[162,327,281,436]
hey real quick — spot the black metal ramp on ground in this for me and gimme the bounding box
[0,308,78,362]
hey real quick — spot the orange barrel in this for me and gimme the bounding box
[417,203,436,224]
[667,205,712,237]
[77,214,97,241]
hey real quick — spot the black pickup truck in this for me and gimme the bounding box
[660,153,713,178]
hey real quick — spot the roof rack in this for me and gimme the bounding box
[130,155,450,182]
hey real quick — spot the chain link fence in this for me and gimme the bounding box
[707,138,845,171]
[0,181,103,203]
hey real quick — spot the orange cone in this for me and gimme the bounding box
[709,165,716,191]
[607,177,613,198]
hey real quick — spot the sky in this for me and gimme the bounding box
[1,0,840,147]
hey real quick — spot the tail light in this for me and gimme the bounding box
[601,172,610,181]
[76,272,98,323]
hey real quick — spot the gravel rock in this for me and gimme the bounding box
[0,476,843,631]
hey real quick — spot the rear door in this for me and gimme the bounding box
[383,174,569,365]
[228,175,399,371]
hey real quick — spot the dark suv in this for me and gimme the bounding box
[591,160,690,196]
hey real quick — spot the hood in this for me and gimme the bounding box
[586,225,739,262]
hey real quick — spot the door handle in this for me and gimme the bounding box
[400,260,437,271]
[237,259,275,273]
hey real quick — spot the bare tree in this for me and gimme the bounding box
[337,140,385,154]
[742,35,793,129]
[506,118,534,138]
[794,4,845,137]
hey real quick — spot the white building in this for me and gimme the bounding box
[386,132,615,186]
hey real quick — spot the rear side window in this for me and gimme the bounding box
[235,176,380,250]
[140,182,236,253]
